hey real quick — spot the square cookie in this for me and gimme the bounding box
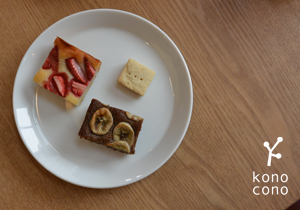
[118,59,155,96]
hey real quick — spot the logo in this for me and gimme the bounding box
[263,137,283,166]
[252,137,288,196]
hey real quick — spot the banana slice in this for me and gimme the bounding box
[126,111,143,121]
[90,108,113,135]
[108,141,130,153]
[113,122,135,146]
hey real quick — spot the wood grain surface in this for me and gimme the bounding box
[1,0,300,209]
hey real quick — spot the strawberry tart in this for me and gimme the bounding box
[33,37,102,105]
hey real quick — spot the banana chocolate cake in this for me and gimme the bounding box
[78,99,143,154]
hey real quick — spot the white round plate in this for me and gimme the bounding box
[13,9,193,188]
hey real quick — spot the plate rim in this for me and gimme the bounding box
[12,8,193,188]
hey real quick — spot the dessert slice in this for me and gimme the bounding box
[78,99,144,154]
[33,37,102,105]
[118,58,155,96]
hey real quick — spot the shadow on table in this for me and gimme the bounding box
[287,200,300,210]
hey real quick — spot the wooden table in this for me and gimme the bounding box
[1,0,300,209]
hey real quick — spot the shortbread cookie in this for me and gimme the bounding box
[78,99,144,154]
[118,59,155,96]
[33,37,102,105]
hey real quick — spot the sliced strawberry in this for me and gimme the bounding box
[84,57,96,81]
[42,45,59,72]
[53,76,67,97]
[46,76,57,93]
[66,58,87,84]
[42,58,51,69]
[71,80,87,97]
